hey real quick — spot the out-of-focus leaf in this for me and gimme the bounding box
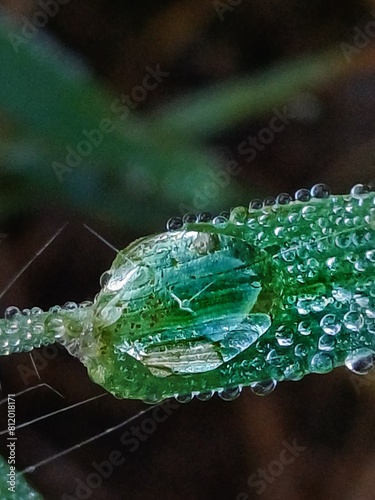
[0,14,246,230]
[154,51,346,139]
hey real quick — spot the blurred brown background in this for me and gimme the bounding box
[1,1,375,499]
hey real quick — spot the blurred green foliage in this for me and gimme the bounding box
[0,12,357,232]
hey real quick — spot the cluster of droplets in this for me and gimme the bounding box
[166,210,230,232]
[161,183,375,402]
[0,301,94,357]
[143,380,278,405]
[166,183,333,232]
[172,381,277,404]
[1,183,373,404]
[0,454,42,499]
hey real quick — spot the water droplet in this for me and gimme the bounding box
[275,326,294,346]
[198,212,212,223]
[294,344,308,357]
[310,352,333,373]
[230,206,248,224]
[5,306,20,320]
[276,193,292,205]
[345,348,375,375]
[212,215,227,226]
[351,184,371,199]
[220,211,230,220]
[295,188,311,202]
[143,394,163,405]
[332,288,352,303]
[167,217,183,231]
[298,320,311,335]
[318,334,336,351]
[196,391,214,401]
[183,213,197,224]
[31,307,43,315]
[284,362,303,380]
[249,199,262,210]
[263,196,276,207]
[218,386,242,401]
[320,314,341,335]
[266,349,283,367]
[64,301,78,311]
[343,311,364,332]
[100,271,112,288]
[250,379,277,396]
[310,183,331,199]
[175,393,193,403]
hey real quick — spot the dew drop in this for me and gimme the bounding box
[250,379,277,396]
[351,184,371,199]
[198,212,212,223]
[143,394,163,405]
[196,391,214,401]
[298,320,311,335]
[183,213,197,224]
[318,334,336,351]
[249,199,263,210]
[320,314,341,335]
[310,183,331,199]
[263,196,276,207]
[218,386,242,401]
[275,326,294,347]
[5,306,20,320]
[230,206,248,224]
[310,352,333,373]
[100,271,112,288]
[167,217,183,231]
[345,348,375,375]
[64,301,78,311]
[175,393,193,404]
[212,215,228,226]
[295,188,311,202]
[343,311,364,332]
[276,193,292,205]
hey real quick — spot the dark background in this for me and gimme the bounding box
[1,1,375,499]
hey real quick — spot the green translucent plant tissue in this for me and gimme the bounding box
[0,184,374,403]
[0,455,41,499]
